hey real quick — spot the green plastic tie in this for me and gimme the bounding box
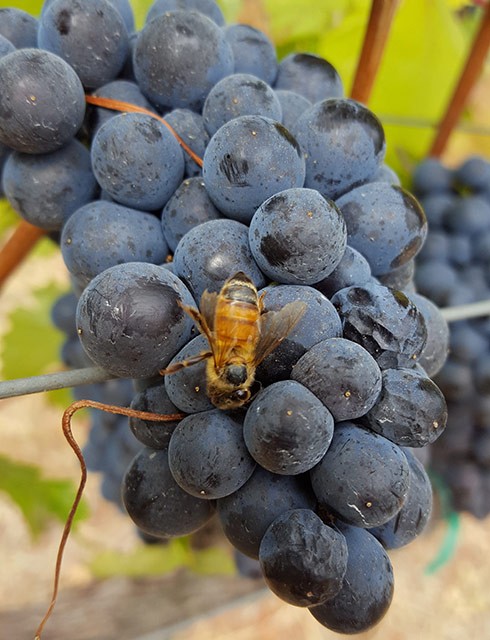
[425,471,461,575]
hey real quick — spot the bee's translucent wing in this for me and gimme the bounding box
[181,289,217,343]
[199,290,218,332]
[253,301,307,366]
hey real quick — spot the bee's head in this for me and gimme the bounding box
[210,386,251,410]
[223,363,248,385]
[206,364,252,409]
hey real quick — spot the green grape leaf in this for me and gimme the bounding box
[2,282,65,380]
[1,282,72,407]
[0,199,19,240]
[266,0,354,50]
[0,453,89,538]
[2,1,45,16]
[131,0,154,29]
[368,0,469,176]
[91,537,235,578]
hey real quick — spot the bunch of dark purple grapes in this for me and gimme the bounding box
[0,1,450,634]
[412,156,490,518]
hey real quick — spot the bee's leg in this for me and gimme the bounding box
[249,378,263,402]
[181,303,214,345]
[159,350,212,376]
[258,291,267,314]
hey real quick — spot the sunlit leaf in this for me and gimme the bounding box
[91,537,235,578]
[0,454,89,538]
[2,282,66,379]
[0,199,19,241]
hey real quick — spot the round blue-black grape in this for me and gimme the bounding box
[369,163,401,186]
[362,367,447,447]
[255,284,342,384]
[3,140,98,231]
[88,79,155,137]
[248,187,346,284]
[168,409,256,499]
[41,0,135,34]
[336,182,427,277]
[146,0,225,26]
[0,35,15,59]
[91,113,185,211]
[273,53,343,103]
[291,98,385,200]
[378,259,415,292]
[76,262,195,378]
[163,334,214,414]
[413,259,459,307]
[411,157,453,196]
[309,523,394,634]
[453,155,490,193]
[38,0,129,90]
[134,10,233,110]
[161,177,222,252]
[172,218,266,301]
[217,465,316,558]
[129,381,183,449]
[417,230,450,263]
[314,245,372,298]
[259,509,348,607]
[405,293,449,377]
[449,323,489,364]
[202,73,282,137]
[291,337,382,421]
[122,447,216,538]
[274,90,312,132]
[202,115,306,223]
[369,448,433,549]
[0,8,38,48]
[442,195,490,237]
[419,192,455,228]
[223,24,278,85]
[164,109,210,178]
[310,422,410,528]
[60,200,168,287]
[243,380,334,475]
[0,48,85,154]
[51,291,79,336]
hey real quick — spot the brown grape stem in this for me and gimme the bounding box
[429,3,490,157]
[236,0,270,34]
[0,220,46,288]
[350,0,400,105]
[34,399,187,640]
[84,95,203,167]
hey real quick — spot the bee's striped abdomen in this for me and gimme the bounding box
[214,272,261,356]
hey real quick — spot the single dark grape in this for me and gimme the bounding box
[243,380,334,475]
[309,523,394,634]
[122,447,216,538]
[259,509,348,607]
[168,409,256,499]
[76,262,195,378]
[217,466,316,558]
[291,337,382,421]
[310,422,410,528]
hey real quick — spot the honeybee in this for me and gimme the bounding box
[160,271,307,409]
